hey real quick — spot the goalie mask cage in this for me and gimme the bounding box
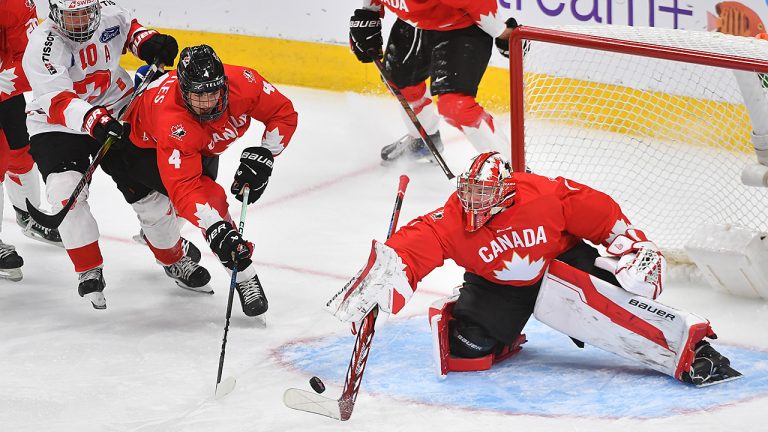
[509,25,768,263]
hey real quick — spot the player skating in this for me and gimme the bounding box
[348,0,518,163]
[22,0,210,308]
[123,45,299,318]
[328,152,741,386]
[0,0,64,281]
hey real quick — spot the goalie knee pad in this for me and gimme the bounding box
[449,318,498,359]
[429,292,525,377]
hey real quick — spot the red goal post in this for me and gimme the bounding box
[507,26,768,263]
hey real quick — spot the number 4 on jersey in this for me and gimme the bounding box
[168,149,182,168]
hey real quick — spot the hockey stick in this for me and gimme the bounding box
[214,186,250,399]
[369,54,455,180]
[25,60,164,230]
[284,174,410,421]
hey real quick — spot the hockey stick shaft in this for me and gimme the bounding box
[25,59,164,229]
[338,175,409,420]
[216,186,251,393]
[369,54,455,180]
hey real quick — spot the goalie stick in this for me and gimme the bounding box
[284,174,410,421]
[369,52,455,180]
[25,59,164,230]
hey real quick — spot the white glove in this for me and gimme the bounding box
[325,240,414,323]
[595,230,666,299]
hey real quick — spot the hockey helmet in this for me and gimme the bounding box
[177,45,228,122]
[456,152,517,232]
[49,0,101,43]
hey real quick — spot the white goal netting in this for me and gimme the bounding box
[519,25,768,263]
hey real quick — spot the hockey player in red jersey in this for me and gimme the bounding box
[0,0,63,281]
[123,45,298,317]
[22,0,211,309]
[348,0,518,163]
[327,152,741,386]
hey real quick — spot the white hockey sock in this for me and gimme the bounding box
[461,116,509,158]
[131,191,181,249]
[5,164,42,211]
[47,171,98,249]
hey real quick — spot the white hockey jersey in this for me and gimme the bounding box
[22,0,153,137]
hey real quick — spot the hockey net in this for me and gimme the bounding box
[509,25,768,263]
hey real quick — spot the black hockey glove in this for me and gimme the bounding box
[205,220,253,271]
[83,106,124,145]
[231,146,274,204]
[349,8,383,63]
[137,32,179,66]
[495,17,520,58]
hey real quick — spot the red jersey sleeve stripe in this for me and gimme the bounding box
[47,91,79,127]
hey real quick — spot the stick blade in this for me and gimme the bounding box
[214,376,237,399]
[283,388,344,421]
[25,199,66,229]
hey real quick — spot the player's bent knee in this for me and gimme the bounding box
[46,171,89,211]
[436,93,484,129]
[449,318,498,359]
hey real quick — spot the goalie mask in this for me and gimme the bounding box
[457,152,516,232]
[177,45,229,122]
[49,0,101,43]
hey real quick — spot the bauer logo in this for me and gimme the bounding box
[628,298,675,321]
[100,26,120,43]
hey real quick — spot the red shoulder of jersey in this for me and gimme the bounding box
[127,71,208,153]
[0,0,37,100]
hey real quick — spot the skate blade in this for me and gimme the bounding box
[0,268,23,282]
[175,281,214,295]
[22,230,64,248]
[695,369,744,387]
[214,376,236,399]
[84,292,107,310]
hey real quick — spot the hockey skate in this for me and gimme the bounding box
[381,131,444,165]
[14,206,63,247]
[681,340,743,386]
[236,274,268,317]
[0,240,24,282]
[163,256,213,294]
[78,267,106,310]
[132,230,202,263]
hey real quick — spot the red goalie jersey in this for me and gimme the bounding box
[126,64,298,229]
[386,172,634,288]
[364,0,507,37]
[0,0,37,102]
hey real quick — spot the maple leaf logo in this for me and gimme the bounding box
[493,252,546,281]
[0,67,19,95]
[262,127,285,151]
[193,202,222,229]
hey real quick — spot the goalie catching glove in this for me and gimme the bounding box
[595,228,666,299]
[325,240,414,323]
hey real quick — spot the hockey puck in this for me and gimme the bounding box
[309,376,326,394]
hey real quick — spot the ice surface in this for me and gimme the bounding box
[0,86,766,432]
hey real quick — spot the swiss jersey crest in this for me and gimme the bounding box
[170,124,187,140]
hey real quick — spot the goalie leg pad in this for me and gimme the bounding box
[535,260,713,381]
[428,293,525,378]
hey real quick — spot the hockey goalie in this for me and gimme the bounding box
[326,152,742,387]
